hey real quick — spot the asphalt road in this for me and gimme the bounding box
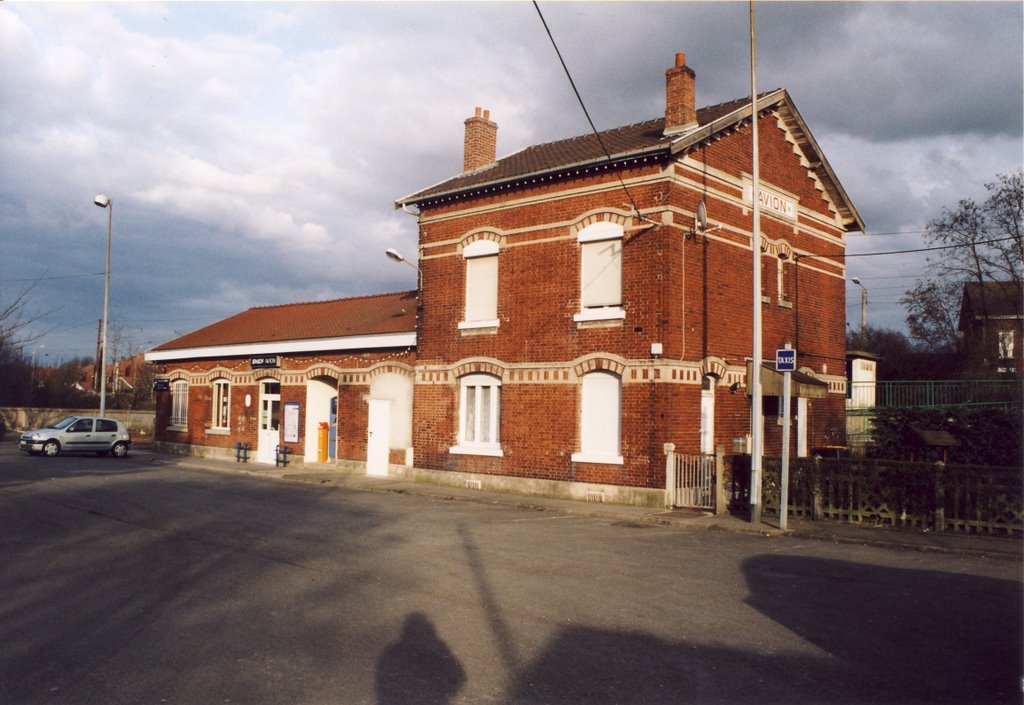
[1,445,1020,705]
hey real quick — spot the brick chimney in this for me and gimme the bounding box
[464,107,497,172]
[664,53,697,136]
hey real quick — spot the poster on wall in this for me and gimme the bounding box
[283,402,300,443]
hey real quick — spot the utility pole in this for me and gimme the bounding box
[749,0,764,526]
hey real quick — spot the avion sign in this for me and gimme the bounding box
[743,183,796,220]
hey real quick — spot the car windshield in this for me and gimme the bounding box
[49,417,78,430]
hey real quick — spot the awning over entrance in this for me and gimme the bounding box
[746,362,828,399]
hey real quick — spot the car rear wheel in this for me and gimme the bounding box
[42,440,60,457]
[111,442,129,458]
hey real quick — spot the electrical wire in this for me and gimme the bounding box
[0,272,104,284]
[532,1,655,225]
[798,235,1018,261]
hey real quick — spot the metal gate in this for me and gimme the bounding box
[665,449,715,509]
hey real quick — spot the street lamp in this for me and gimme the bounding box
[852,277,867,347]
[30,344,46,392]
[94,194,113,416]
[385,247,420,273]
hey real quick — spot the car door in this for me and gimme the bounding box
[62,417,95,450]
[95,418,120,451]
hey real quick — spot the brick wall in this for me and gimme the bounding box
[412,110,850,490]
[153,350,415,461]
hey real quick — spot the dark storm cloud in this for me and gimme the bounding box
[0,2,1020,356]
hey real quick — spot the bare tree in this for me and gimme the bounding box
[0,281,51,405]
[900,170,1023,352]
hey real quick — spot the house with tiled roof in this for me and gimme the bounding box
[959,281,1023,377]
[144,52,862,508]
[394,52,861,505]
[146,291,416,466]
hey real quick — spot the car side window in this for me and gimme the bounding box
[96,419,118,433]
[69,419,93,433]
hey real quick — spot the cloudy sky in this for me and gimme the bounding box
[1,1,1021,363]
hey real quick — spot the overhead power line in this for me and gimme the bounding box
[532,1,654,225]
[799,236,1018,261]
[0,272,105,284]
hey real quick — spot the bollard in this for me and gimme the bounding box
[235,442,251,463]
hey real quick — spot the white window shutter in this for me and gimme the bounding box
[465,255,498,322]
[582,240,622,308]
[581,371,621,456]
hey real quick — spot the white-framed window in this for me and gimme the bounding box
[998,330,1015,360]
[212,379,230,430]
[571,370,623,464]
[700,375,716,455]
[170,380,189,428]
[459,239,499,330]
[451,373,503,456]
[574,222,625,323]
[777,256,789,304]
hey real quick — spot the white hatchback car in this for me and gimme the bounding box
[19,416,132,458]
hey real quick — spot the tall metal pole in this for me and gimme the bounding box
[860,287,868,344]
[749,0,764,525]
[100,200,112,417]
[780,343,792,531]
[852,277,868,347]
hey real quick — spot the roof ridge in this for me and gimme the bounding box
[517,117,665,154]
[248,289,416,312]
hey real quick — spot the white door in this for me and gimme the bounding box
[366,399,390,476]
[797,397,809,457]
[257,381,281,464]
[700,376,715,455]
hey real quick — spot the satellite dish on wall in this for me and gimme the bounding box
[694,200,707,234]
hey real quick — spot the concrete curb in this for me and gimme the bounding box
[162,452,1022,562]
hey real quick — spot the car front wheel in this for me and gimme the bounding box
[42,440,60,457]
[111,442,129,458]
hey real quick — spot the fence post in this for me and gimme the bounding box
[714,445,727,516]
[663,443,676,509]
[934,461,946,532]
[812,454,824,521]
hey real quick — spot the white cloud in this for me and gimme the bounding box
[0,2,1020,359]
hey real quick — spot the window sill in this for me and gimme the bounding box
[571,451,624,465]
[166,424,188,433]
[458,319,499,330]
[778,299,793,309]
[450,445,504,458]
[206,427,230,436]
[574,307,625,323]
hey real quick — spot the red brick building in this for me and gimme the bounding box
[146,292,416,468]
[395,53,862,503]
[146,53,861,506]
[959,281,1023,377]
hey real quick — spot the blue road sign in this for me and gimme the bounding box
[776,348,796,372]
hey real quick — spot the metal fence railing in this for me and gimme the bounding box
[849,380,1022,410]
[668,453,715,509]
[728,455,1023,536]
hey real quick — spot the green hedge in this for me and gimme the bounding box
[868,406,1022,466]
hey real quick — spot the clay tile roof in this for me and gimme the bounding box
[395,91,864,233]
[960,281,1024,324]
[151,290,417,352]
[397,96,764,206]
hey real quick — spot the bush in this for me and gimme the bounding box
[869,406,1022,466]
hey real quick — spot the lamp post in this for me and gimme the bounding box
[385,247,420,274]
[30,344,46,395]
[94,194,113,417]
[852,277,867,347]
[748,0,764,526]
[385,247,421,291]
